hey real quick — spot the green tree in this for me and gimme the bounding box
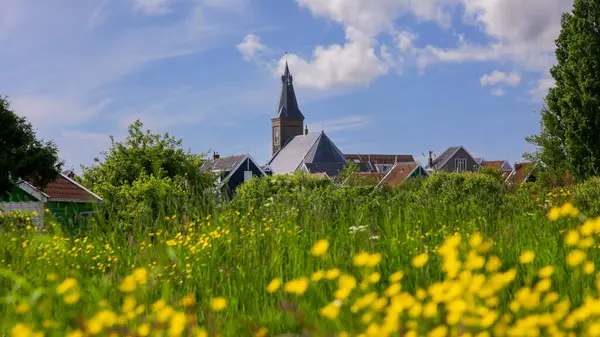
[0,96,63,194]
[80,120,215,223]
[526,0,600,181]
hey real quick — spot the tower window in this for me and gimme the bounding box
[274,126,280,141]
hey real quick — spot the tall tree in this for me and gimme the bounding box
[0,96,63,194]
[80,120,215,222]
[526,0,600,181]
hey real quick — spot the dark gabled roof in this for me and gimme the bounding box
[429,146,460,169]
[303,162,346,177]
[428,146,480,170]
[276,62,304,120]
[304,132,347,164]
[201,155,247,172]
[268,131,347,174]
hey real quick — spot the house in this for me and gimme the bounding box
[0,172,103,225]
[267,63,348,177]
[0,180,48,225]
[427,146,481,173]
[376,162,429,187]
[505,162,538,185]
[478,159,513,178]
[201,153,266,195]
[345,154,415,173]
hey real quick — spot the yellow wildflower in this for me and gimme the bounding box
[133,268,148,284]
[412,253,429,268]
[266,278,282,293]
[353,252,370,266]
[311,270,325,282]
[66,330,84,337]
[584,262,596,274]
[311,239,329,257]
[325,268,341,280]
[565,231,580,246]
[119,275,137,293]
[15,303,30,314]
[389,271,404,282]
[138,324,151,337]
[57,278,77,294]
[519,251,535,264]
[255,327,269,337]
[366,253,382,267]
[209,297,228,311]
[181,294,196,307]
[320,301,340,319]
[538,265,554,278]
[566,250,586,266]
[11,324,32,337]
[284,277,309,295]
[64,291,80,304]
[168,311,187,337]
[367,272,381,283]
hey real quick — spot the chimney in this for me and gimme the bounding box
[213,151,220,160]
[428,151,434,168]
[304,125,309,135]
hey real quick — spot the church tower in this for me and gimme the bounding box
[271,62,305,156]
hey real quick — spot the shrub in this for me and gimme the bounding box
[572,176,600,216]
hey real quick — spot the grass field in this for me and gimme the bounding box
[1,178,600,337]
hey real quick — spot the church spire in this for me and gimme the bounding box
[276,61,304,120]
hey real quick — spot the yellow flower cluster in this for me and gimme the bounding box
[261,211,600,337]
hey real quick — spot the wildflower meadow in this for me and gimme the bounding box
[2,172,600,337]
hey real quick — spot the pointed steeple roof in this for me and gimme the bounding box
[276,62,305,119]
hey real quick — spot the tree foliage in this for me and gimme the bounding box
[0,96,63,194]
[526,0,600,181]
[79,120,215,224]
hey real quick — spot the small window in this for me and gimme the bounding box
[353,159,360,163]
[474,165,479,171]
[455,158,467,172]
[244,171,253,182]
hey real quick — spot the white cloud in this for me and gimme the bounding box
[261,0,460,91]
[132,0,173,16]
[277,41,391,91]
[491,88,506,96]
[480,71,521,86]
[237,34,267,61]
[394,30,418,54]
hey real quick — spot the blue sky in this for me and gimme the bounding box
[0,0,573,171]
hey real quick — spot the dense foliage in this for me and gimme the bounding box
[526,0,600,181]
[79,120,215,228]
[0,96,63,195]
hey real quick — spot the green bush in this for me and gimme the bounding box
[572,176,600,216]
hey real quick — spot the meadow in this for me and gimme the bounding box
[2,171,600,337]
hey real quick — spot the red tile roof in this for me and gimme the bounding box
[379,162,420,186]
[482,160,505,169]
[507,162,537,184]
[33,174,102,202]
